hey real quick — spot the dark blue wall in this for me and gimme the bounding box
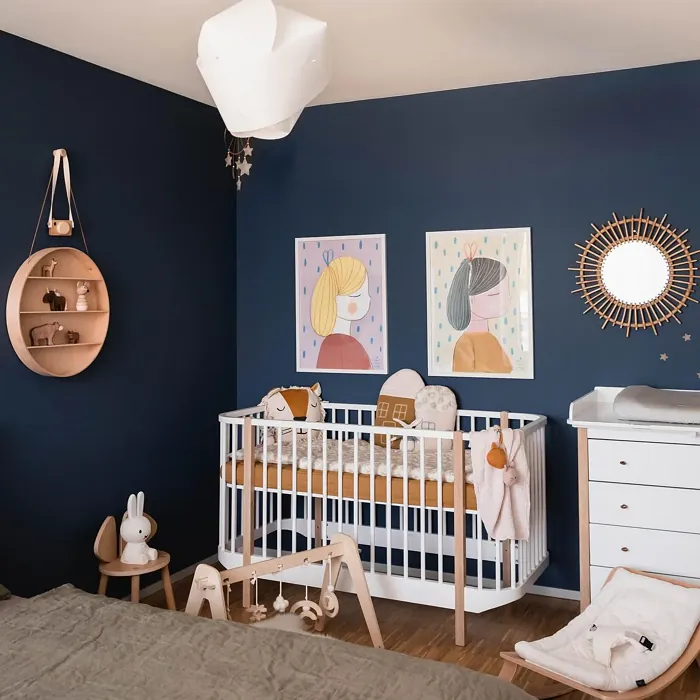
[0,32,236,596]
[237,60,700,591]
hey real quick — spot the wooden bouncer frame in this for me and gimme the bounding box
[498,567,700,699]
[227,412,514,647]
[185,532,384,649]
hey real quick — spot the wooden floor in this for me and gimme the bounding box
[145,576,700,700]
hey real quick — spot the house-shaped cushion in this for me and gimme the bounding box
[412,385,457,452]
[375,369,425,448]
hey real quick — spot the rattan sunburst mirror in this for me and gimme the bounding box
[572,210,698,336]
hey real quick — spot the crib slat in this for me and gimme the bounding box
[496,536,502,591]
[386,437,392,578]
[276,429,282,558]
[420,438,426,582]
[437,439,443,584]
[321,432,328,546]
[370,432,376,574]
[354,432,360,545]
[338,438,344,535]
[403,437,408,579]
[262,429,269,559]
[231,425,238,554]
[292,428,298,554]
[306,429,312,553]
[219,422,228,550]
[477,512,483,590]
[453,431,465,646]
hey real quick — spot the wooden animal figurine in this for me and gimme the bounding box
[29,321,63,347]
[120,492,159,565]
[41,258,58,278]
[43,288,66,311]
[76,281,90,312]
[66,330,80,344]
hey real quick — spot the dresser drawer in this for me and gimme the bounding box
[590,523,700,579]
[590,565,700,601]
[588,439,700,489]
[589,481,700,534]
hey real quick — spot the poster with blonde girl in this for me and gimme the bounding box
[295,234,388,374]
[426,228,534,379]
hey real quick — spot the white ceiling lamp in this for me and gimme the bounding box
[197,0,330,140]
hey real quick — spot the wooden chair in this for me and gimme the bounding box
[498,568,700,699]
[93,513,175,610]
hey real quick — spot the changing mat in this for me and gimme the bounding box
[613,385,700,424]
[514,569,700,692]
[235,437,473,483]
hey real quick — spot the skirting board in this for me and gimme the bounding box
[133,553,580,604]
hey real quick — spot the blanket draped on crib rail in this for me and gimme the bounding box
[469,428,529,541]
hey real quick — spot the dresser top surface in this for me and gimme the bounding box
[569,386,700,437]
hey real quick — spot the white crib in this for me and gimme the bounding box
[218,402,548,643]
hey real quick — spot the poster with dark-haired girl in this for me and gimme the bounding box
[426,229,534,379]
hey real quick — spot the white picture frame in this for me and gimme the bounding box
[426,228,534,379]
[295,233,388,374]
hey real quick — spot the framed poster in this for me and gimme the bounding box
[426,228,533,379]
[295,234,388,374]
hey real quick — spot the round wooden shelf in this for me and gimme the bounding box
[6,247,110,377]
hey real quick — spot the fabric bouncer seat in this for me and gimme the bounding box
[499,568,700,699]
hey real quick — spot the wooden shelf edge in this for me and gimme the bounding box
[28,342,102,350]
[20,310,109,314]
[27,276,104,281]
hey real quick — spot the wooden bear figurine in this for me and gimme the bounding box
[43,288,66,311]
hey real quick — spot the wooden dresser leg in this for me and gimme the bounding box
[98,574,108,596]
[162,567,176,611]
[131,575,140,603]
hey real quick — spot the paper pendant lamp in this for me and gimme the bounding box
[197,0,330,139]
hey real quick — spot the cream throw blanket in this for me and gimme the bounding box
[469,427,529,541]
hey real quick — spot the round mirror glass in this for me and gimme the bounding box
[600,241,669,304]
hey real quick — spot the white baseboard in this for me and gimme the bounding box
[129,554,218,602]
[138,553,580,605]
[529,584,580,601]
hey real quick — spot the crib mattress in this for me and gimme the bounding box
[223,461,478,510]
[234,437,474,483]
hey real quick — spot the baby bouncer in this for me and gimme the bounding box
[498,568,700,699]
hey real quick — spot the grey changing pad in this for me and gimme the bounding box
[613,385,700,424]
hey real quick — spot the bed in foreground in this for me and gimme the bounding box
[0,585,532,700]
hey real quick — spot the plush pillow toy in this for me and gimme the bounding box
[260,383,324,443]
[409,385,457,452]
[375,369,425,448]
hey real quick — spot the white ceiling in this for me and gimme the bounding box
[3,0,700,107]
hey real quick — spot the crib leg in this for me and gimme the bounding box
[98,574,108,596]
[453,430,466,646]
[315,497,322,546]
[242,418,255,609]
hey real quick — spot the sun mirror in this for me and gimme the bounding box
[572,211,697,335]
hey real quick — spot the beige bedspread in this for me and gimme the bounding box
[0,585,532,700]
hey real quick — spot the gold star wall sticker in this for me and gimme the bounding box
[684,333,692,342]
[660,353,668,361]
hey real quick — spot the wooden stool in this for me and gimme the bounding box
[93,513,175,610]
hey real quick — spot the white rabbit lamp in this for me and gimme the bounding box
[120,492,159,565]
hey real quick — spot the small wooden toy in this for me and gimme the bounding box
[66,330,80,344]
[41,258,58,277]
[76,281,90,312]
[43,288,66,311]
[29,321,63,346]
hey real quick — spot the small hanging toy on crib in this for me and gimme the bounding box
[246,571,267,622]
[487,429,518,486]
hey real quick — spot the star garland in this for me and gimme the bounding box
[224,130,254,191]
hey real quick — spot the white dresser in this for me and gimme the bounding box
[569,387,700,610]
